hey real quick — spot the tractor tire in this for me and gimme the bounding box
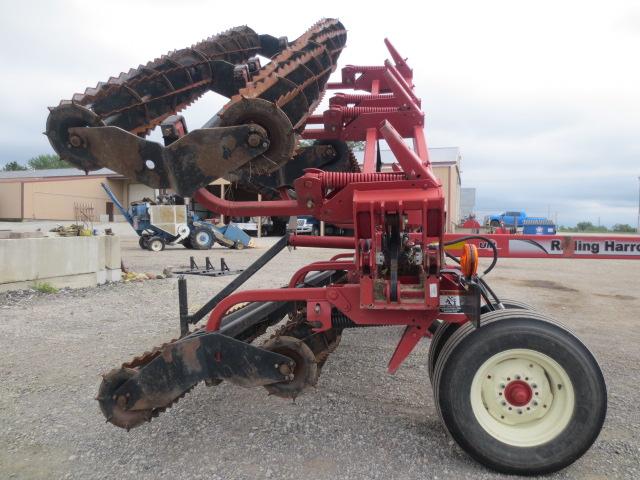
[147,236,165,252]
[234,241,245,250]
[190,227,214,250]
[182,238,193,249]
[429,299,535,382]
[432,310,607,475]
[480,297,536,315]
[138,236,150,250]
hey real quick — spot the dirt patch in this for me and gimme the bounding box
[594,293,637,301]
[516,279,579,292]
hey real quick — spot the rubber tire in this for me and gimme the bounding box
[147,236,165,252]
[190,227,214,250]
[432,310,607,475]
[480,297,536,315]
[138,236,149,250]
[182,238,193,249]
[429,298,533,382]
[234,241,245,250]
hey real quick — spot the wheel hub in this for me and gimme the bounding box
[504,380,532,407]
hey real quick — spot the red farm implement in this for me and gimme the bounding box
[45,19,639,475]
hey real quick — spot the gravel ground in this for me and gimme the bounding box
[1,235,639,479]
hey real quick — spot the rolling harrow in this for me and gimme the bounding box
[46,19,629,475]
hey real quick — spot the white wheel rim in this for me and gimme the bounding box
[470,348,575,447]
[196,232,210,244]
[150,241,162,251]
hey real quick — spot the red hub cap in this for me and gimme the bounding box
[504,380,532,407]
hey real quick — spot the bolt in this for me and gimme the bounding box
[69,134,83,148]
[533,400,538,406]
[499,383,505,389]
[515,375,521,380]
[306,199,314,209]
[501,401,507,406]
[314,303,321,313]
[517,410,523,415]
[487,375,492,379]
[557,384,562,390]
[262,141,268,148]
[274,363,279,369]
[247,133,262,147]
[531,383,537,388]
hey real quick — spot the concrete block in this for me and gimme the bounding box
[103,236,121,269]
[0,272,99,293]
[9,231,44,239]
[0,235,122,291]
[105,268,122,282]
[96,269,107,285]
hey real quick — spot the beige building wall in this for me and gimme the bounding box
[432,164,461,233]
[127,183,156,204]
[0,175,155,221]
[22,177,116,220]
[0,182,22,219]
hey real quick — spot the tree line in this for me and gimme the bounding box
[2,154,72,171]
[559,222,637,233]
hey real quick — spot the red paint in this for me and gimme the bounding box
[504,380,533,407]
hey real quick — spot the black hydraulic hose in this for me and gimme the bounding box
[443,235,498,277]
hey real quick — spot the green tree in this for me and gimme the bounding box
[612,223,635,233]
[576,221,594,231]
[27,154,72,170]
[2,161,28,171]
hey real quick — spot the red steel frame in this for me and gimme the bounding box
[195,39,640,373]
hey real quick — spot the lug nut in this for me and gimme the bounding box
[247,133,262,148]
[69,134,83,148]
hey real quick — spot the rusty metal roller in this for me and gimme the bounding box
[45,19,346,193]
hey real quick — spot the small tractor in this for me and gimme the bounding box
[46,19,612,475]
[100,182,251,251]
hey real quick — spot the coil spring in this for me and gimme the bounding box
[331,93,394,104]
[340,106,402,119]
[331,311,386,328]
[320,172,405,189]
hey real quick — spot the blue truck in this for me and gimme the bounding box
[484,211,529,228]
[484,210,555,234]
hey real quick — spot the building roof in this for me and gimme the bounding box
[0,167,123,181]
[353,146,461,165]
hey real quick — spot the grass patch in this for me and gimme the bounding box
[32,281,58,294]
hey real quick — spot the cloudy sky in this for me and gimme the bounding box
[1,0,638,226]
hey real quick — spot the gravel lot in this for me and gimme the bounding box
[1,234,639,479]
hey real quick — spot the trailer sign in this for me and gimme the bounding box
[445,234,640,260]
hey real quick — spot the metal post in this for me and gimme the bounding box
[220,183,226,224]
[178,276,189,336]
[320,220,325,236]
[257,193,262,238]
